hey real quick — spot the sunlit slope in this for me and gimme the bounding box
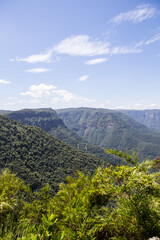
[0,114,103,194]
[57,108,160,161]
[5,108,121,166]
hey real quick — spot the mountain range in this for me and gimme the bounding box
[57,107,160,161]
[1,106,160,194]
[120,109,160,131]
[4,108,120,165]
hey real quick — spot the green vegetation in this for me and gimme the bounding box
[57,108,160,161]
[1,150,160,239]
[5,108,121,166]
[1,108,160,239]
[0,114,104,194]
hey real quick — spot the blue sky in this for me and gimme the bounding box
[0,0,160,110]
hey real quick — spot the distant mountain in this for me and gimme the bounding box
[5,108,121,166]
[57,108,160,161]
[0,110,11,114]
[0,114,104,194]
[120,109,160,131]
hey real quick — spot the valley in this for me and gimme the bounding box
[1,107,160,239]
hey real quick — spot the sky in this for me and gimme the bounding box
[0,0,160,110]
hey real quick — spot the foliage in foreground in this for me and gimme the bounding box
[1,150,160,239]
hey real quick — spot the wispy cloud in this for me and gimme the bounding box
[110,4,157,24]
[25,68,51,73]
[110,45,142,55]
[53,35,110,56]
[14,50,53,63]
[145,33,160,45]
[13,34,144,65]
[0,79,11,84]
[85,58,108,65]
[78,75,89,82]
[54,35,142,57]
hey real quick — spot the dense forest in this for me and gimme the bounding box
[0,150,160,239]
[57,108,160,161]
[4,108,121,165]
[0,114,105,194]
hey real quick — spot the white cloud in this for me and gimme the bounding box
[20,83,94,108]
[0,79,11,84]
[53,35,110,56]
[13,34,144,65]
[29,99,41,104]
[111,45,142,55]
[133,103,158,109]
[145,33,160,45]
[110,4,157,24]
[95,100,111,108]
[14,50,53,63]
[134,103,143,107]
[150,103,157,108]
[78,75,89,82]
[54,35,142,57]
[51,89,93,105]
[114,103,158,110]
[25,68,50,73]
[85,58,108,65]
[20,83,56,98]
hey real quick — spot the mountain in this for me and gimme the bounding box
[5,108,121,166]
[120,109,160,131]
[0,110,11,114]
[5,108,92,150]
[0,114,104,194]
[57,107,160,161]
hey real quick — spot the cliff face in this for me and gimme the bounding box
[7,108,65,132]
[121,110,160,131]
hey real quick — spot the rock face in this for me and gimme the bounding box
[120,110,160,131]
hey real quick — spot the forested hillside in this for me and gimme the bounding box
[5,108,121,165]
[57,108,160,161]
[0,114,104,194]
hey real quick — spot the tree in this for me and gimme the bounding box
[45,149,160,239]
[0,169,30,239]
